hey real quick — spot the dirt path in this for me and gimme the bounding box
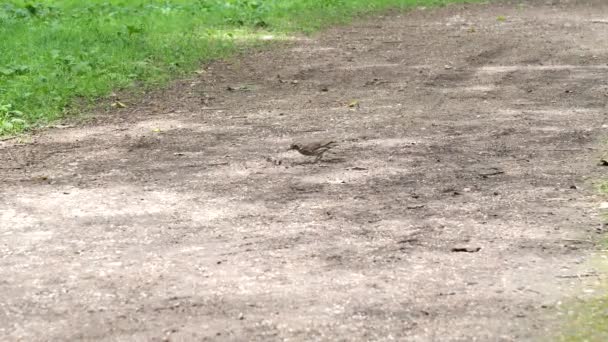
[2,1,608,340]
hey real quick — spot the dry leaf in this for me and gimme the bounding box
[348,100,360,108]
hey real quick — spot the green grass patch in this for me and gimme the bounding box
[558,181,608,341]
[0,0,479,135]
[559,251,608,342]
[561,299,608,341]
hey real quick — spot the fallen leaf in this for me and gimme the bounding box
[227,85,251,92]
[364,78,388,86]
[51,124,75,129]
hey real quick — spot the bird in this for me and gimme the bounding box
[288,139,337,162]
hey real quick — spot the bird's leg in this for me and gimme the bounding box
[314,150,327,163]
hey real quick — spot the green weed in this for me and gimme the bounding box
[0,103,28,134]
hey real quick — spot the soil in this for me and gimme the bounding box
[2,0,608,340]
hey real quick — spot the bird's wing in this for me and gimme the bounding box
[302,140,337,152]
[319,140,337,148]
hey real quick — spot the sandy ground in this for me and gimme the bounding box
[2,0,608,340]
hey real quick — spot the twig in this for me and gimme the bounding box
[407,204,425,209]
[0,136,19,142]
[299,129,326,132]
[545,148,598,151]
[560,239,593,243]
[478,171,504,177]
[556,273,598,279]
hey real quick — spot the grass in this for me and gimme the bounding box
[558,180,608,341]
[559,252,608,341]
[0,0,479,135]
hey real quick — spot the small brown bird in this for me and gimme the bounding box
[288,140,337,162]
